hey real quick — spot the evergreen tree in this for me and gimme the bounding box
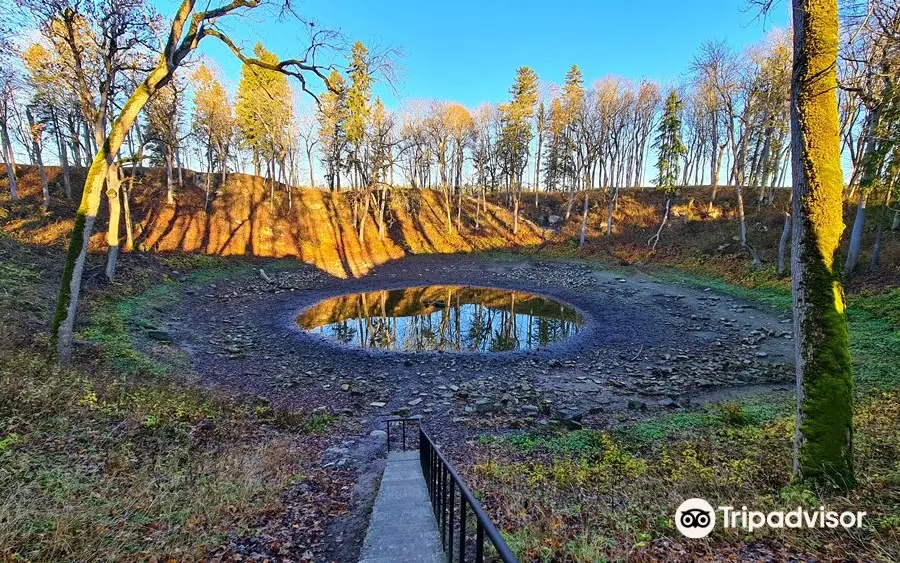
[648,90,686,249]
[563,64,585,219]
[318,69,348,190]
[345,41,371,186]
[499,66,538,233]
[653,91,686,194]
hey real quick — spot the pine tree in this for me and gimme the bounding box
[563,65,585,219]
[653,91,686,194]
[318,69,347,191]
[648,90,686,249]
[500,66,538,233]
[345,41,371,187]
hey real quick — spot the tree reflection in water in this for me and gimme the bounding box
[297,285,583,352]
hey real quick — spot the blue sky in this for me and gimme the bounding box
[180,0,790,109]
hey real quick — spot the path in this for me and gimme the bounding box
[358,450,444,563]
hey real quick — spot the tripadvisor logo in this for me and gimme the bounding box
[675,498,866,539]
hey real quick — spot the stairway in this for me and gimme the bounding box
[358,450,445,563]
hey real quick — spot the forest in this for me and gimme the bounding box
[0,0,898,561]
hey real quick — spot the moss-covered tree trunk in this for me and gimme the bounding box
[53,64,169,367]
[789,0,855,488]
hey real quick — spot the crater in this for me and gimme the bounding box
[296,285,584,353]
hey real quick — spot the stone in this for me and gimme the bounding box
[474,398,493,412]
[521,404,539,414]
[408,398,423,406]
[147,329,172,342]
[627,399,648,411]
[369,430,388,441]
[548,215,562,225]
[370,401,387,408]
[552,407,585,429]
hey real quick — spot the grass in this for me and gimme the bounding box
[464,256,900,562]
[0,347,322,560]
[470,391,900,562]
[0,252,338,561]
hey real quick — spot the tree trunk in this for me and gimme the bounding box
[778,208,792,275]
[105,163,122,281]
[1,118,18,201]
[53,63,169,368]
[123,171,135,252]
[579,192,589,247]
[606,186,617,236]
[176,148,184,186]
[843,192,867,275]
[870,186,893,270]
[53,111,73,199]
[648,197,671,250]
[165,149,175,205]
[357,191,370,243]
[842,110,880,275]
[82,120,93,162]
[26,108,50,211]
[68,115,82,167]
[789,0,854,488]
[736,185,748,247]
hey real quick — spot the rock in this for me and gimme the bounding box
[548,359,564,368]
[369,401,387,408]
[408,398,423,406]
[627,399,648,411]
[521,404,539,414]
[146,329,172,342]
[658,398,677,408]
[548,215,562,225]
[340,383,350,391]
[552,407,585,429]
[369,430,387,441]
[474,398,493,413]
[553,407,584,422]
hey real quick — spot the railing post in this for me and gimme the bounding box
[402,419,407,451]
[475,521,484,563]
[459,494,467,563]
[448,479,455,562]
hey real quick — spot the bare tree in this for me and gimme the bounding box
[36,0,341,367]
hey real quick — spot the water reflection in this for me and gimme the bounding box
[297,286,583,352]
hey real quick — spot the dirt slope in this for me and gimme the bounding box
[1,165,544,278]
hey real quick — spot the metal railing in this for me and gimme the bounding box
[419,426,518,563]
[382,417,421,452]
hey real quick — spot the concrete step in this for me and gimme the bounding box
[358,451,445,563]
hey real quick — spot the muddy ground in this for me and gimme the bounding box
[138,253,795,561]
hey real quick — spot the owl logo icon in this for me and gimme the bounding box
[675,498,716,538]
